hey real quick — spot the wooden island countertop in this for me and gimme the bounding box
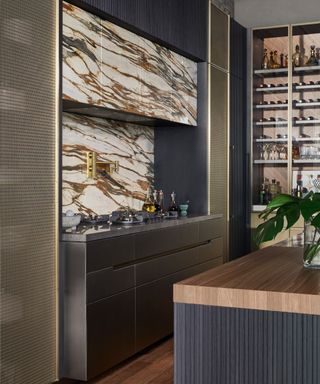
[174,246,320,315]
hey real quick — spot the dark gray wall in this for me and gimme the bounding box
[235,0,320,28]
[154,63,209,215]
[68,0,208,61]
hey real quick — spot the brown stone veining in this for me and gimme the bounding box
[62,113,154,215]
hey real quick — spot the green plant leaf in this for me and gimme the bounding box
[275,214,284,234]
[283,203,301,229]
[311,212,320,228]
[266,194,296,210]
[300,199,320,221]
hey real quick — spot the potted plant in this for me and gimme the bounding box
[254,191,320,268]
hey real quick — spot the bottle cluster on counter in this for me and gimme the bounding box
[259,178,282,205]
[142,188,181,218]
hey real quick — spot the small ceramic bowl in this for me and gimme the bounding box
[62,214,81,229]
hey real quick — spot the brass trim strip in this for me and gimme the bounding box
[207,0,211,214]
[288,25,293,195]
[55,0,60,378]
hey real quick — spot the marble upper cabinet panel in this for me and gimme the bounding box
[63,2,102,104]
[63,2,197,126]
[100,20,143,115]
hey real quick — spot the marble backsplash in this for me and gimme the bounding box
[63,112,154,215]
[63,2,197,126]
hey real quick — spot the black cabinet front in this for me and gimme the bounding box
[62,217,223,381]
[87,290,135,379]
[70,0,208,61]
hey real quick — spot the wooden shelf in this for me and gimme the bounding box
[294,119,320,125]
[255,103,288,109]
[255,138,287,143]
[294,102,320,108]
[293,65,320,74]
[254,160,288,164]
[293,159,320,164]
[293,137,320,142]
[255,121,287,126]
[295,84,320,91]
[256,86,288,92]
[254,68,288,77]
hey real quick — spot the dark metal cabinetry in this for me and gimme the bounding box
[87,290,135,379]
[229,19,249,260]
[70,0,208,61]
[61,217,223,381]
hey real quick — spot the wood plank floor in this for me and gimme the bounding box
[60,338,173,384]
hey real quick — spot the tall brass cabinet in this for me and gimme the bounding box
[0,1,59,383]
[208,3,229,261]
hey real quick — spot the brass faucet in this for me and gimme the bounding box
[86,151,119,178]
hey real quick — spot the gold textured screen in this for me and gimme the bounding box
[0,1,58,383]
[209,66,228,259]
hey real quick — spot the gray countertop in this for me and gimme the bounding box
[61,214,222,242]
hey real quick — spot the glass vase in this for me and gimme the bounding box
[303,221,320,268]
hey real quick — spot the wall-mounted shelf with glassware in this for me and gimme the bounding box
[251,22,320,221]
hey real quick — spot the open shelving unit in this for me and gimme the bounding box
[251,23,320,212]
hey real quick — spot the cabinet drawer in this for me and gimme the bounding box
[87,235,135,272]
[199,218,223,242]
[198,238,223,264]
[135,223,198,260]
[136,247,199,286]
[87,290,135,380]
[136,258,222,352]
[86,266,134,304]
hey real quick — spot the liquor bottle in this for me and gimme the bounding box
[269,179,278,200]
[269,51,275,68]
[261,48,269,69]
[276,181,282,194]
[259,183,266,205]
[273,50,281,68]
[296,176,303,198]
[285,54,288,68]
[159,190,164,213]
[280,53,285,68]
[153,190,161,213]
[307,45,318,66]
[168,192,179,217]
[292,45,301,67]
[142,187,156,213]
[264,178,271,203]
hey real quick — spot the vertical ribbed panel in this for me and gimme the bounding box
[0,1,58,383]
[174,304,320,384]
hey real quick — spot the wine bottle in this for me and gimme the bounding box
[159,190,164,213]
[292,45,301,67]
[142,187,156,213]
[259,183,266,205]
[261,48,269,69]
[168,192,179,218]
[307,45,318,66]
[153,190,161,213]
[273,50,281,68]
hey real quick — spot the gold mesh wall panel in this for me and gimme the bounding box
[209,66,228,260]
[0,1,58,383]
